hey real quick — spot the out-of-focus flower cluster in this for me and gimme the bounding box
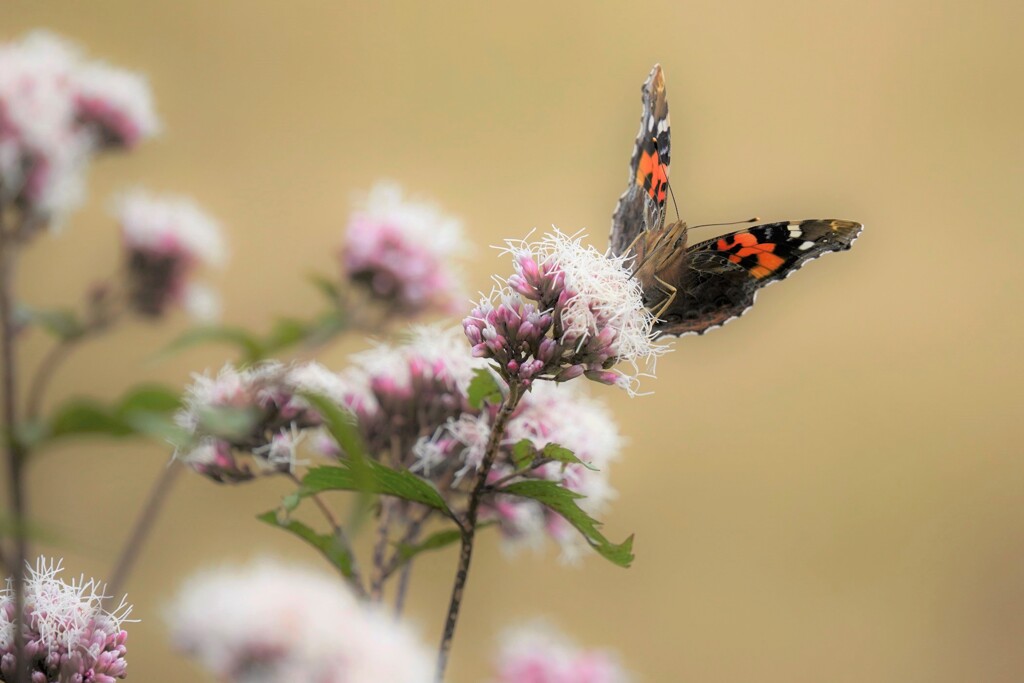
[464,230,665,394]
[0,31,158,228]
[174,361,348,483]
[116,189,226,321]
[341,182,467,316]
[0,558,131,683]
[493,623,631,683]
[176,327,622,559]
[167,560,432,683]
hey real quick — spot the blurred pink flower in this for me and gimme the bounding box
[0,31,157,225]
[341,182,467,315]
[494,623,630,683]
[0,558,132,683]
[116,189,226,320]
[167,560,431,683]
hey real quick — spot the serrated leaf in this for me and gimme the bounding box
[542,443,598,471]
[159,325,266,364]
[257,511,354,577]
[500,480,634,567]
[467,367,503,409]
[395,528,462,564]
[512,439,537,469]
[303,464,453,518]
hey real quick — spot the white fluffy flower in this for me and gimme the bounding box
[504,230,663,369]
[116,189,226,266]
[167,560,432,683]
[494,622,630,683]
[0,557,132,682]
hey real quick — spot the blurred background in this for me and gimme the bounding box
[5,1,1024,681]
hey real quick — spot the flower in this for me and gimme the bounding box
[493,622,630,683]
[0,557,132,683]
[116,189,226,319]
[174,361,346,482]
[341,182,467,315]
[464,230,666,393]
[413,380,623,561]
[320,326,485,468]
[167,560,432,683]
[0,31,157,227]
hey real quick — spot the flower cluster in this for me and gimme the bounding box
[174,361,346,482]
[464,230,664,393]
[167,560,432,683]
[0,558,132,683]
[493,623,630,683]
[415,380,622,561]
[341,182,467,316]
[116,190,226,320]
[0,31,158,227]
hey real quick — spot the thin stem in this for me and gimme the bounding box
[105,460,183,601]
[1,217,29,683]
[394,561,412,617]
[369,498,393,601]
[435,381,522,683]
[24,338,75,421]
[286,472,366,598]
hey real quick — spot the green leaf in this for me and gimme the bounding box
[302,310,347,347]
[395,528,463,564]
[500,480,634,567]
[257,510,354,577]
[21,306,85,340]
[195,405,260,441]
[542,443,598,471]
[45,383,185,443]
[49,400,133,438]
[261,318,310,355]
[300,393,366,466]
[115,384,182,415]
[159,325,266,364]
[303,463,453,518]
[307,273,341,303]
[467,367,503,409]
[512,439,536,470]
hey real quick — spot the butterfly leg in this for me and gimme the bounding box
[651,276,677,319]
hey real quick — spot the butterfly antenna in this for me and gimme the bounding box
[690,216,760,230]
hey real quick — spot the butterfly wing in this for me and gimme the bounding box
[653,219,863,337]
[609,64,671,257]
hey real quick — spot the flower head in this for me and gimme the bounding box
[465,230,666,393]
[167,560,431,683]
[341,182,467,315]
[0,31,157,227]
[494,623,630,683]
[116,190,226,320]
[174,362,343,482]
[0,557,132,683]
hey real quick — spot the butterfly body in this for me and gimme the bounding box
[610,65,862,337]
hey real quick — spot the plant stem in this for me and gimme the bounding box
[287,472,366,598]
[369,498,393,601]
[1,220,29,683]
[434,381,522,683]
[105,460,182,601]
[394,561,412,617]
[24,338,75,421]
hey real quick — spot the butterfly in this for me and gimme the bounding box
[609,64,862,337]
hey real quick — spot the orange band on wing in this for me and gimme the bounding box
[717,235,786,279]
[636,149,669,204]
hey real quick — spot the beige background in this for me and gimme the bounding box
[4,1,1024,681]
